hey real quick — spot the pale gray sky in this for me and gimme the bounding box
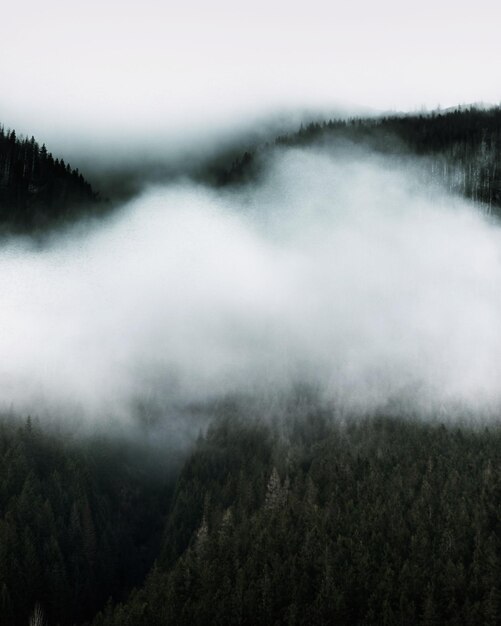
[1,0,500,146]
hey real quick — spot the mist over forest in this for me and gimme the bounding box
[0,106,500,625]
[2,108,501,425]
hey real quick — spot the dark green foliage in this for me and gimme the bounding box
[0,417,174,626]
[93,415,501,626]
[0,125,100,231]
[1,412,499,625]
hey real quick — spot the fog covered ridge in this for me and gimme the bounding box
[1,146,501,423]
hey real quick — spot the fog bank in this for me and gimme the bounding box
[1,147,501,427]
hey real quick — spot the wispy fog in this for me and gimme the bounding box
[1,147,501,428]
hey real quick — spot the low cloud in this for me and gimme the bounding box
[1,146,500,429]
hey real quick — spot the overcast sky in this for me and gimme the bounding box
[1,0,500,148]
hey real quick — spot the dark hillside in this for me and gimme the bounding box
[0,126,101,231]
[216,106,501,214]
[92,415,501,626]
[0,417,175,626]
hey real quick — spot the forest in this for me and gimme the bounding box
[0,412,498,625]
[0,107,500,625]
[0,417,176,626]
[92,413,500,626]
[0,126,100,231]
[212,106,501,214]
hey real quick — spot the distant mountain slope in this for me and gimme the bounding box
[0,125,101,231]
[3,106,500,232]
[214,106,501,213]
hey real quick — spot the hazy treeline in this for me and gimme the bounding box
[1,106,501,232]
[217,106,501,213]
[91,413,501,626]
[0,126,99,230]
[0,417,175,626]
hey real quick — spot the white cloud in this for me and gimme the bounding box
[1,146,501,426]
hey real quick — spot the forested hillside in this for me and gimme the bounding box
[0,418,175,626]
[91,414,501,626]
[2,106,501,232]
[214,106,501,213]
[0,412,498,625]
[0,126,99,231]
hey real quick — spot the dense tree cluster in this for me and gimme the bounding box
[0,126,99,230]
[93,414,501,626]
[219,106,501,214]
[0,411,498,625]
[285,107,501,211]
[0,417,174,626]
